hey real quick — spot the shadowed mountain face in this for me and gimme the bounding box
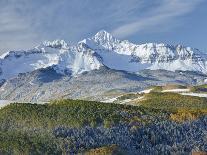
[0,66,206,102]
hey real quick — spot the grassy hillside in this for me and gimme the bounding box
[140,92,207,111]
[191,84,207,93]
[0,99,159,130]
[150,84,188,92]
[138,92,207,122]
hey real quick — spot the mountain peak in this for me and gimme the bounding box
[95,30,112,36]
[93,30,118,44]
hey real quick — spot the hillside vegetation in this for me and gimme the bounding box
[0,99,158,130]
[140,92,207,111]
[149,84,188,92]
[139,92,207,122]
[0,96,206,154]
[191,84,207,93]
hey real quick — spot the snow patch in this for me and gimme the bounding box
[162,89,190,93]
[139,89,153,94]
[180,93,207,98]
[96,50,151,72]
[102,97,118,103]
[0,100,12,108]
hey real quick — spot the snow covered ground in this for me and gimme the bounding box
[139,89,153,94]
[101,97,119,103]
[96,50,151,72]
[0,100,13,108]
[102,88,153,103]
[160,88,207,98]
[180,93,207,98]
[162,89,190,93]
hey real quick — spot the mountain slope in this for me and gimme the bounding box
[0,66,206,102]
[54,42,102,75]
[0,40,68,80]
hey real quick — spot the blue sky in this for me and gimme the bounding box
[0,0,206,54]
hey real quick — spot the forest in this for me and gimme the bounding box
[0,93,206,154]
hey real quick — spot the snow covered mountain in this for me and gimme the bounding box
[1,30,207,101]
[0,30,207,82]
[81,30,207,73]
[0,39,102,80]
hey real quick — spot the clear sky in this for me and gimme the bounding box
[0,0,206,54]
